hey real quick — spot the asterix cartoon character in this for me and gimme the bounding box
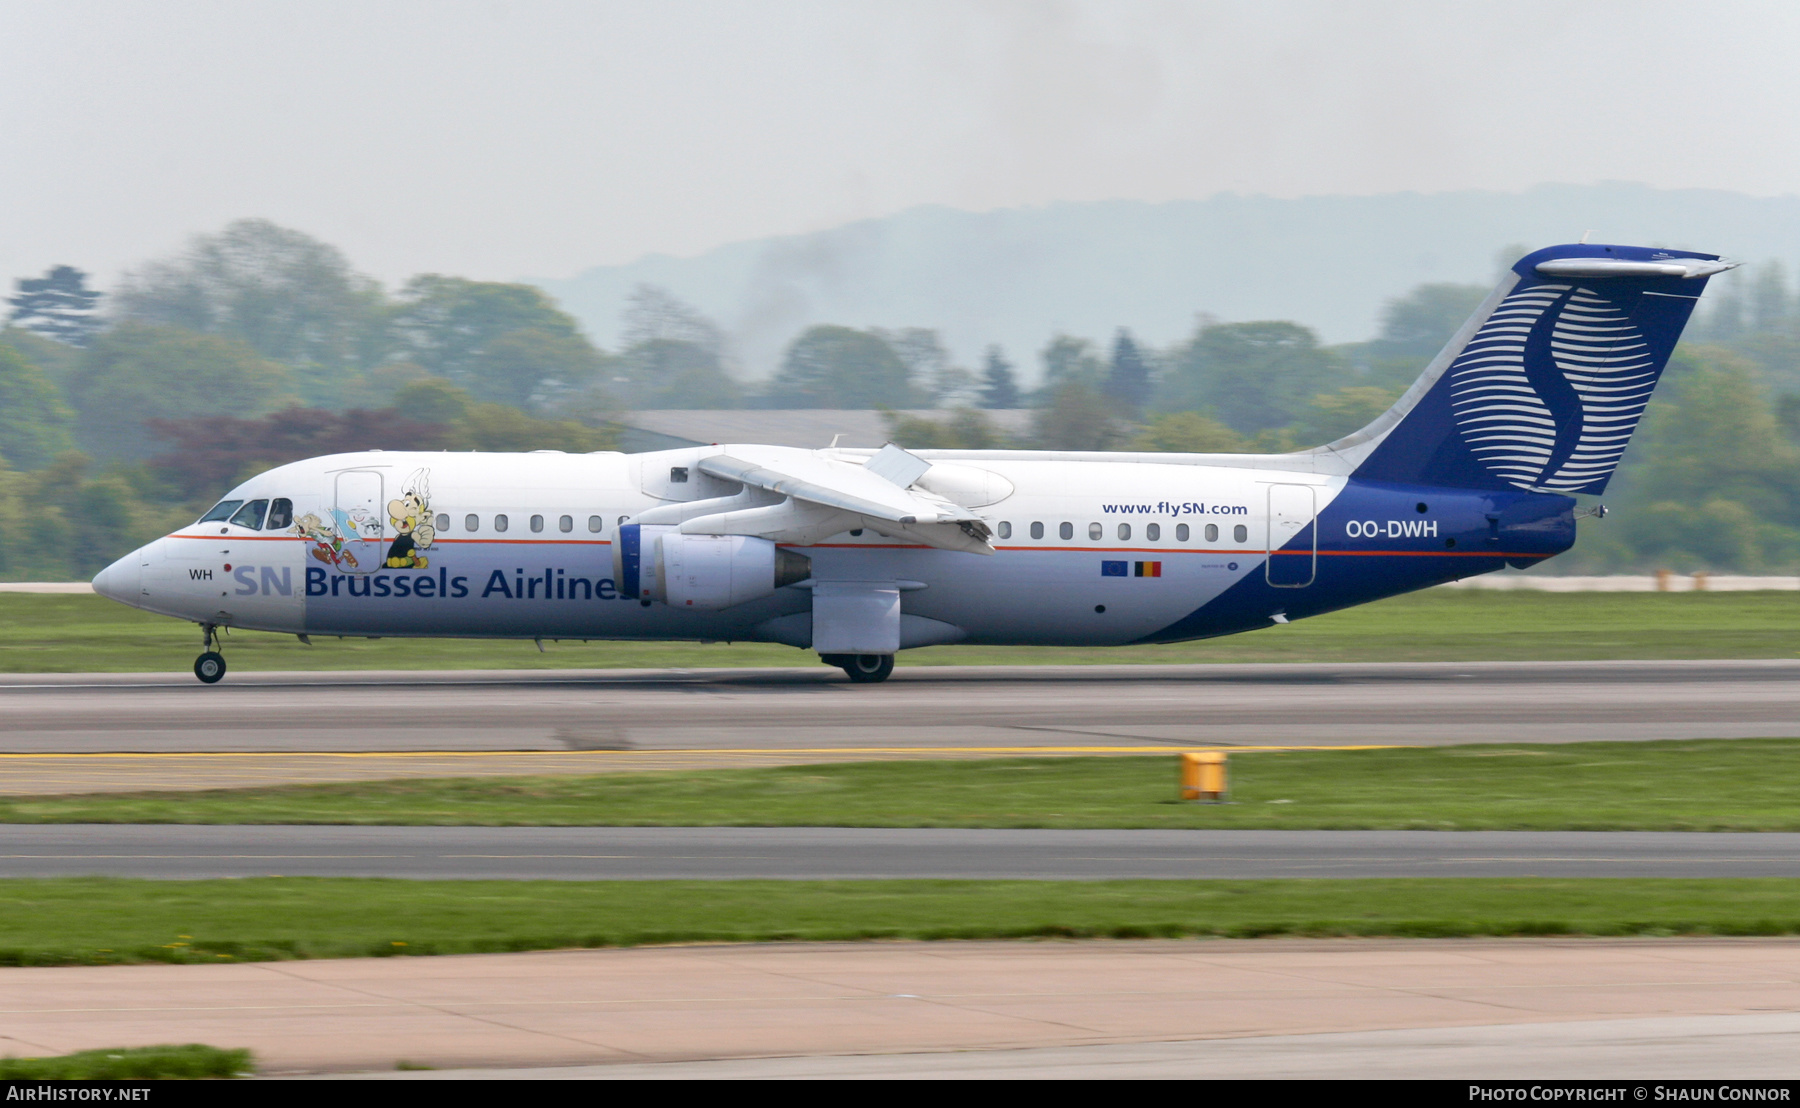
[292,512,358,569]
[385,469,436,569]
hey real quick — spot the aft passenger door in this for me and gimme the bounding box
[1265,484,1316,588]
[334,470,385,574]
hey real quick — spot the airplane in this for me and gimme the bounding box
[91,243,1736,684]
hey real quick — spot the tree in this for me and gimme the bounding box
[1356,282,1489,389]
[146,405,452,500]
[1032,381,1120,450]
[67,323,295,461]
[876,327,972,405]
[766,325,915,408]
[1103,328,1152,417]
[111,219,388,404]
[1158,320,1343,433]
[882,408,1008,449]
[1131,411,1245,453]
[1294,385,1400,446]
[613,285,738,408]
[393,276,606,409]
[979,346,1020,409]
[1039,335,1105,394]
[0,342,74,468]
[7,266,103,347]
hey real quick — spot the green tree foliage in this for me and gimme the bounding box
[1131,411,1246,453]
[767,325,915,408]
[1103,329,1152,417]
[882,408,1010,449]
[393,276,606,409]
[1293,385,1399,446]
[979,345,1021,409]
[111,220,388,405]
[611,285,738,410]
[67,324,295,462]
[1157,321,1344,433]
[0,342,74,469]
[6,266,103,347]
[1032,381,1121,450]
[0,453,188,581]
[1355,283,1487,389]
[1039,335,1106,395]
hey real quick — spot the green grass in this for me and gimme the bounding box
[4,877,1800,967]
[10,739,1800,830]
[5,589,1800,673]
[0,1044,251,1080]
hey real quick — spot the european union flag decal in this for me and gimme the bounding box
[1101,560,1128,576]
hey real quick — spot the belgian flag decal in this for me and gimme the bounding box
[1133,561,1161,577]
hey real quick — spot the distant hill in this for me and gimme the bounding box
[531,183,1800,382]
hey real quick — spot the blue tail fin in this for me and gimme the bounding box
[1339,244,1736,494]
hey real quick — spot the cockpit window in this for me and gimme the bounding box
[198,500,244,524]
[267,499,293,529]
[229,500,269,530]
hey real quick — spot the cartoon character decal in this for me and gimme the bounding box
[384,469,436,569]
[293,512,358,569]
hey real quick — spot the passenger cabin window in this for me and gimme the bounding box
[1088,522,1102,540]
[267,499,293,530]
[530,515,545,533]
[559,515,573,533]
[1176,523,1189,542]
[1205,523,1218,542]
[587,515,603,533]
[465,514,479,532]
[1030,522,1044,540]
[1058,522,1073,541]
[199,500,244,524]
[997,521,1012,539]
[435,514,449,532]
[1146,523,1160,541]
[1233,524,1248,543]
[1117,523,1130,541]
[228,500,268,530]
[494,514,509,533]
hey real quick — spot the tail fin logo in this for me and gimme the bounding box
[1448,283,1655,494]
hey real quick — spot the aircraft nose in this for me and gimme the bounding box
[91,548,144,605]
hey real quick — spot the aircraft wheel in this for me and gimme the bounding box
[194,651,227,684]
[839,654,894,684]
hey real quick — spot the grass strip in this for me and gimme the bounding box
[2,589,1798,672]
[0,1044,251,1079]
[9,739,1800,831]
[4,877,1800,967]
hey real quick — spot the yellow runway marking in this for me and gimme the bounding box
[0,745,1395,760]
[0,746,1398,795]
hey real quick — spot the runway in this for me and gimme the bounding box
[8,826,1800,879]
[0,661,1797,795]
[12,939,1800,1076]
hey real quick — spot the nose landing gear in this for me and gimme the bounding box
[194,622,227,684]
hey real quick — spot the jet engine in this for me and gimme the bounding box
[613,524,811,610]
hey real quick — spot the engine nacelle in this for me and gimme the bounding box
[613,524,810,610]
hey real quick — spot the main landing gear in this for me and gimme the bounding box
[194,622,227,684]
[822,653,895,684]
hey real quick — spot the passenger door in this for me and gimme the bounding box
[1265,484,1316,588]
[334,470,385,574]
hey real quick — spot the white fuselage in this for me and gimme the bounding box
[97,446,1357,649]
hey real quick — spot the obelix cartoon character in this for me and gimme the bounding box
[385,470,436,569]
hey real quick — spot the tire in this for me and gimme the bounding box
[194,651,227,684]
[839,654,894,684]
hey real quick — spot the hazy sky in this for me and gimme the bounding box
[3,0,1798,289]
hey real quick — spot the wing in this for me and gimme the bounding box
[638,445,995,555]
